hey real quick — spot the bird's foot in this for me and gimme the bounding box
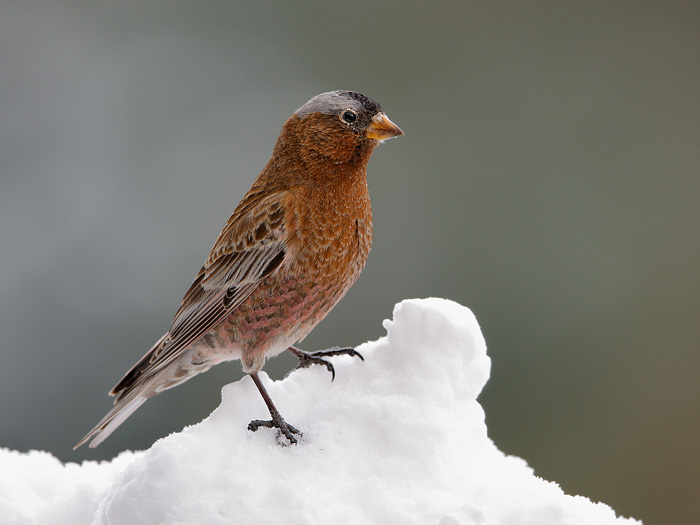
[286,346,364,381]
[248,417,301,446]
[248,372,301,446]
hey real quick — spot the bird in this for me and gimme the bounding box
[74,90,403,449]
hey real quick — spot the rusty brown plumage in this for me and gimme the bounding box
[75,91,402,448]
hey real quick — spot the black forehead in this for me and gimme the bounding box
[294,91,382,118]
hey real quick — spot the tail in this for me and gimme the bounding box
[74,333,170,450]
[73,388,150,449]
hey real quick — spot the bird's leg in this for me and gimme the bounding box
[286,346,364,381]
[247,372,301,446]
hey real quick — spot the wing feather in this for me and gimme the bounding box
[110,189,287,396]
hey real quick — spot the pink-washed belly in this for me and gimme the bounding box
[213,275,349,372]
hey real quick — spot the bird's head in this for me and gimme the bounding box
[284,91,403,165]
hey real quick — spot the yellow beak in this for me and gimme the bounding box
[366,113,404,141]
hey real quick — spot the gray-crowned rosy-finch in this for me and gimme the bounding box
[75,91,403,448]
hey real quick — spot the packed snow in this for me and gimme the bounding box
[0,298,640,524]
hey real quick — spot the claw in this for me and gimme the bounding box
[248,372,301,446]
[286,346,364,381]
[248,418,301,446]
[246,347,364,445]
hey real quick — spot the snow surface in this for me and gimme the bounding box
[0,298,640,524]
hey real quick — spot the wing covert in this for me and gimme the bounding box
[111,190,287,394]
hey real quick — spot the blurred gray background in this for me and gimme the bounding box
[1,1,698,523]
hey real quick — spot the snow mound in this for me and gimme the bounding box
[0,298,640,524]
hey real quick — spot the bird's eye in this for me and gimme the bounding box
[341,110,357,124]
